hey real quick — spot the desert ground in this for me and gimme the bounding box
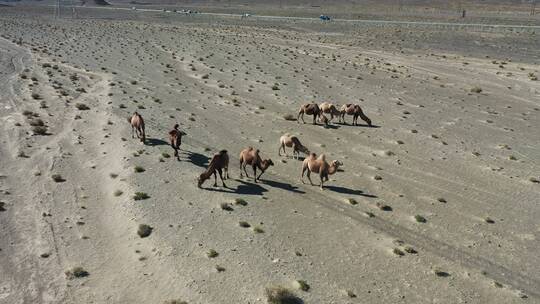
[0,4,539,304]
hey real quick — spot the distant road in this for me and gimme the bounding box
[49,4,540,30]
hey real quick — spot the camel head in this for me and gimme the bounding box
[173,123,179,130]
[262,159,274,170]
[299,145,310,155]
[197,174,206,188]
[331,160,343,171]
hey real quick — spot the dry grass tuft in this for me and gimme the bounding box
[265,286,303,304]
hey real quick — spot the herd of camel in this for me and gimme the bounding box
[128,102,372,190]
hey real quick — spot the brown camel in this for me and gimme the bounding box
[128,112,146,142]
[279,134,309,159]
[339,104,372,126]
[319,102,341,122]
[239,147,274,182]
[168,124,186,160]
[301,153,342,190]
[198,150,229,188]
[297,103,321,125]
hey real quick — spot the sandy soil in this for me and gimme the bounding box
[0,6,539,304]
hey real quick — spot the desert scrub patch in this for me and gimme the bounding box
[234,198,248,206]
[253,226,264,233]
[238,221,251,228]
[51,174,65,183]
[32,126,48,135]
[206,249,219,258]
[414,215,427,223]
[137,224,152,238]
[293,280,310,291]
[163,300,187,304]
[109,173,118,179]
[215,265,226,272]
[75,103,90,110]
[161,152,171,158]
[113,190,123,197]
[392,248,405,256]
[220,202,233,211]
[133,192,149,200]
[265,286,302,304]
[376,202,392,211]
[65,266,89,279]
[470,86,482,93]
[346,198,358,205]
[433,269,450,277]
[29,118,44,126]
[134,166,145,173]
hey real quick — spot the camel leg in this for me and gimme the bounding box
[213,171,218,187]
[217,168,226,187]
[256,169,264,181]
[252,165,257,183]
[301,165,307,184]
[319,173,325,190]
[131,126,135,138]
[312,114,317,125]
[242,162,250,178]
[239,160,244,178]
[298,111,305,124]
[306,170,314,186]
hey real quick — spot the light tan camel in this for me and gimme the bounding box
[297,103,321,125]
[301,153,342,190]
[128,112,146,142]
[239,147,274,183]
[339,104,372,126]
[168,124,186,161]
[279,134,309,159]
[198,150,229,188]
[319,102,341,122]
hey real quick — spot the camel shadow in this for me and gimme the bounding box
[235,179,268,196]
[335,122,380,128]
[261,179,305,194]
[185,150,210,168]
[145,138,169,146]
[325,185,377,198]
[202,185,236,193]
[323,124,340,129]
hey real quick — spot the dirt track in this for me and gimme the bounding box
[0,6,539,304]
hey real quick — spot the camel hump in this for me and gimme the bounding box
[318,154,326,161]
[247,146,254,151]
[309,152,317,158]
[219,149,228,155]
[174,123,179,129]
[168,130,176,136]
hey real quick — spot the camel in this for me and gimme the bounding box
[301,153,342,190]
[128,111,146,142]
[168,124,186,160]
[319,102,341,122]
[198,150,230,188]
[339,104,372,127]
[279,134,309,159]
[297,103,321,125]
[239,147,274,182]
